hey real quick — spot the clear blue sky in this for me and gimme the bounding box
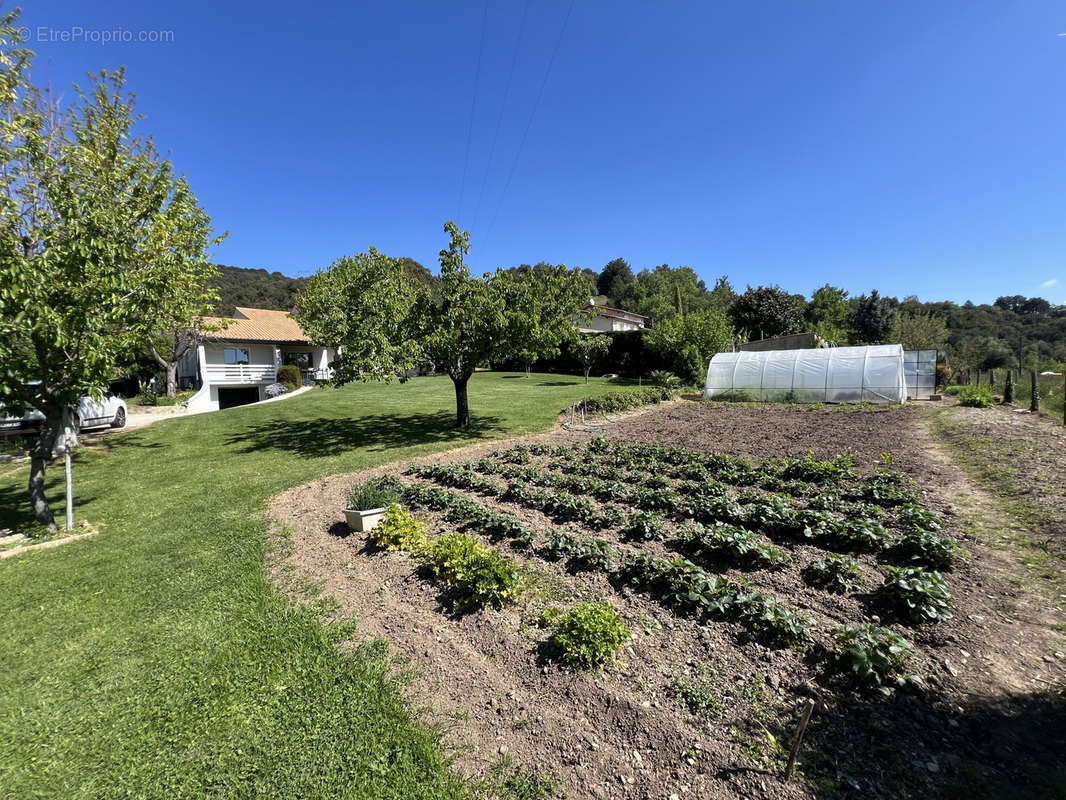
[18,0,1066,304]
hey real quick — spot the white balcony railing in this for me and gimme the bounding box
[203,363,277,385]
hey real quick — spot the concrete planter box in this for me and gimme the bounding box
[343,507,386,533]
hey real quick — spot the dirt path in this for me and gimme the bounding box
[270,402,1066,799]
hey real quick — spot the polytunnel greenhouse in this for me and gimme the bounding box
[703,344,908,404]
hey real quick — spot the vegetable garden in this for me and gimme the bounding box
[273,401,1064,800]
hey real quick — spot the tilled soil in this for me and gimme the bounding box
[270,402,1066,799]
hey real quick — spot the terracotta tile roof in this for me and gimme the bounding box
[580,304,648,324]
[201,307,310,343]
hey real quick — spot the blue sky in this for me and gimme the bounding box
[18,0,1066,304]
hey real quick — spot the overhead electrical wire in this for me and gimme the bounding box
[484,0,577,245]
[457,0,490,225]
[471,0,532,235]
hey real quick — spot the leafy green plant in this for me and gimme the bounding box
[277,364,302,390]
[540,530,581,561]
[805,553,863,593]
[833,624,920,692]
[551,601,630,669]
[367,503,428,552]
[670,675,721,719]
[897,503,942,531]
[958,384,994,408]
[425,532,522,612]
[622,511,668,541]
[649,369,682,389]
[893,528,960,569]
[780,451,856,484]
[677,522,790,568]
[736,592,815,648]
[570,537,618,573]
[347,477,403,510]
[882,566,952,622]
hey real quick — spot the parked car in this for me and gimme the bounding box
[0,391,127,435]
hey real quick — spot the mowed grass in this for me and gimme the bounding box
[0,372,632,799]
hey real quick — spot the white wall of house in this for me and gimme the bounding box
[584,315,641,333]
[184,342,336,412]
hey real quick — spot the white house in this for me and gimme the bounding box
[179,307,337,411]
[575,298,648,333]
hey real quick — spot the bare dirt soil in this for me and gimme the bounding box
[271,402,1066,800]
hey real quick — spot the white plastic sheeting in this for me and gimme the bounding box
[703,345,908,404]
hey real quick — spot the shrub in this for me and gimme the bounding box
[957,385,994,408]
[425,532,522,612]
[805,553,863,593]
[368,503,428,552]
[347,477,403,510]
[833,624,920,692]
[551,601,630,669]
[893,528,960,570]
[277,364,302,389]
[570,386,674,416]
[649,370,682,389]
[264,382,289,399]
[882,566,952,622]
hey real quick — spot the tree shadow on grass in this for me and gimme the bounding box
[225,412,505,458]
[537,381,580,387]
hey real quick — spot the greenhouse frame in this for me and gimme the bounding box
[703,344,908,404]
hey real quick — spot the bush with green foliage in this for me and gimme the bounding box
[551,601,630,669]
[833,623,920,692]
[277,364,302,390]
[805,553,863,593]
[882,566,952,622]
[367,503,428,552]
[957,384,994,408]
[570,386,674,416]
[425,532,522,612]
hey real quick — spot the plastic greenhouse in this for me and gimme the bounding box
[703,344,907,404]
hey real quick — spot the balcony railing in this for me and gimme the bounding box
[203,363,277,384]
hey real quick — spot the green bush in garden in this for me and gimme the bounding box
[551,601,630,669]
[277,364,302,389]
[957,385,994,408]
[425,532,522,612]
[367,504,428,552]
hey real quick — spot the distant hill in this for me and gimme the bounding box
[211,259,437,316]
[211,265,308,316]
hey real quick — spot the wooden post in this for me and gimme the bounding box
[784,699,815,781]
[1030,371,1039,413]
[64,449,73,532]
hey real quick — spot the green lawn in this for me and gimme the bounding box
[0,372,632,799]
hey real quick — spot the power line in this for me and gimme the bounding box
[484,0,576,245]
[471,0,531,235]
[457,0,489,225]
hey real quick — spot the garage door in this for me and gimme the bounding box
[218,386,261,410]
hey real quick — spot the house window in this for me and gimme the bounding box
[283,352,312,369]
[223,347,249,365]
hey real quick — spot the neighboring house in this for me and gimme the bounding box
[179,307,337,411]
[575,297,648,333]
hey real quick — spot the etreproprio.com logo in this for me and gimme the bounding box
[18,25,175,44]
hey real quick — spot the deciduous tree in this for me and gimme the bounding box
[646,308,733,384]
[571,334,611,384]
[0,17,220,529]
[729,285,806,341]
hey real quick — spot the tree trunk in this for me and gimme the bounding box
[583,367,590,384]
[29,416,60,532]
[453,375,471,428]
[165,362,178,397]
[1030,371,1039,413]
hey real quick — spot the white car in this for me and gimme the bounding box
[0,391,127,434]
